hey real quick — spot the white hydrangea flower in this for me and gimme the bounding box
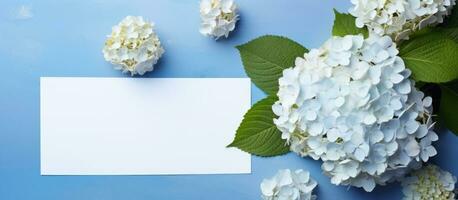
[272,34,438,192]
[349,0,456,41]
[402,164,457,200]
[103,16,164,76]
[199,0,239,39]
[261,169,317,200]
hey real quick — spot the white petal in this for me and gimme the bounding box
[260,179,276,196]
[405,140,420,157]
[405,120,420,134]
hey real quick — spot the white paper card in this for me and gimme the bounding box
[40,77,251,175]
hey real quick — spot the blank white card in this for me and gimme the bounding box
[40,77,251,175]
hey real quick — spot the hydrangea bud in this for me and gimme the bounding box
[261,169,317,200]
[402,164,457,200]
[199,0,239,39]
[350,0,456,41]
[103,16,164,75]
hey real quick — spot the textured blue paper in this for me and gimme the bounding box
[0,0,457,199]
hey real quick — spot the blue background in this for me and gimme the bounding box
[0,0,457,199]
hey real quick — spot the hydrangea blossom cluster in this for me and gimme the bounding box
[272,34,438,192]
[260,169,317,200]
[103,16,164,76]
[199,0,239,39]
[349,0,456,41]
[402,164,457,200]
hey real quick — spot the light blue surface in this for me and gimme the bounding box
[0,0,457,199]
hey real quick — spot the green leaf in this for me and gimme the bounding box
[399,31,458,83]
[332,9,368,37]
[440,82,458,136]
[236,35,308,95]
[227,95,290,157]
[437,27,458,43]
[407,27,458,44]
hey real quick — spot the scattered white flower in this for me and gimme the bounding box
[15,5,33,20]
[402,164,457,200]
[273,34,438,192]
[349,0,456,41]
[103,16,164,76]
[261,169,317,200]
[199,0,239,39]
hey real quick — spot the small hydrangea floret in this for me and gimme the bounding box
[272,34,438,192]
[199,0,239,39]
[402,164,457,200]
[261,169,318,200]
[349,0,456,41]
[103,16,164,75]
